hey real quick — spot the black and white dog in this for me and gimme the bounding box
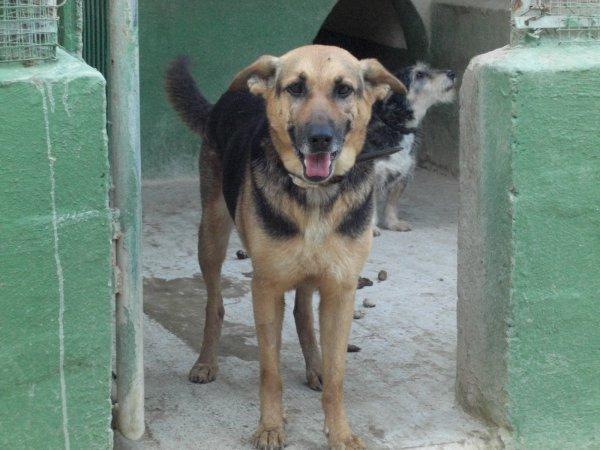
[366,63,457,232]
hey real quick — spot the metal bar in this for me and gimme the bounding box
[93,0,98,68]
[82,0,89,63]
[99,0,105,76]
[108,0,144,441]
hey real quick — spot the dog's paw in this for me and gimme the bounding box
[328,434,365,450]
[306,368,323,391]
[382,219,411,232]
[188,362,218,384]
[252,424,286,450]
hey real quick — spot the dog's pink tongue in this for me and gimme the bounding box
[304,153,332,178]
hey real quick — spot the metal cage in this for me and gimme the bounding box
[0,0,61,63]
[513,0,600,40]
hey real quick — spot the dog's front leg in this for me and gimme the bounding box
[319,280,365,450]
[381,178,411,232]
[371,189,382,237]
[251,277,286,449]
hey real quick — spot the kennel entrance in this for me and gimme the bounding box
[2,0,597,446]
[107,1,513,448]
[76,0,600,447]
[68,0,516,447]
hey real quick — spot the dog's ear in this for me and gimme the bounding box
[360,59,407,101]
[229,55,280,96]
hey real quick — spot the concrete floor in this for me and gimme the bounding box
[115,169,505,450]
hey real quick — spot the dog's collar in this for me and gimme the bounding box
[356,145,406,162]
[355,127,417,162]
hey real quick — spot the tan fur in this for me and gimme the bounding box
[230,45,405,183]
[196,45,405,449]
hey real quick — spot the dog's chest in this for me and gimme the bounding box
[283,222,359,281]
[251,202,364,283]
[245,162,373,283]
[302,210,330,245]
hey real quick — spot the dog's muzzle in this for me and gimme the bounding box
[290,121,343,182]
[303,124,335,178]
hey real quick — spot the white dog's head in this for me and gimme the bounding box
[402,62,457,125]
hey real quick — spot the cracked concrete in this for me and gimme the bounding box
[114,169,503,450]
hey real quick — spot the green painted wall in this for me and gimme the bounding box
[458,44,600,448]
[58,0,83,56]
[0,50,113,449]
[139,0,337,177]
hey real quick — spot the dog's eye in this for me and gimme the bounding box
[334,84,354,98]
[286,82,306,97]
[415,71,426,80]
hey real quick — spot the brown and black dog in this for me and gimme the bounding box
[166,45,406,450]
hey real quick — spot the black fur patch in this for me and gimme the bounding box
[206,90,268,219]
[342,160,374,191]
[283,178,309,207]
[359,70,416,160]
[384,171,403,188]
[337,189,374,238]
[165,57,212,135]
[251,176,299,239]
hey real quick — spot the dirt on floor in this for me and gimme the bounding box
[114,169,505,450]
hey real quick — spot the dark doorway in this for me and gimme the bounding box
[313,0,428,71]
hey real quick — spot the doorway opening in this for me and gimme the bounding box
[116,1,510,448]
[313,0,428,71]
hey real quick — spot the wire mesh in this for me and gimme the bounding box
[513,0,600,40]
[0,0,60,63]
[547,0,600,15]
[546,0,600,40]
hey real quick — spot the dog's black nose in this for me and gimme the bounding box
[447,70,456,81]
[308,123,333,152]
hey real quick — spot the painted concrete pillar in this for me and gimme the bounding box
[457,44,600,448]
[0,50,113,448]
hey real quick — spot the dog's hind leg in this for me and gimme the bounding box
[189,148,233,384]
[381,176,411,232]
[293,284,323,391]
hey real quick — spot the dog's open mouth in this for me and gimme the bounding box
[298,150,339,182]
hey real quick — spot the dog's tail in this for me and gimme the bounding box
[165,57,212,135]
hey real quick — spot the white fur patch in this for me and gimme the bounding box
[374,134,416,187]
